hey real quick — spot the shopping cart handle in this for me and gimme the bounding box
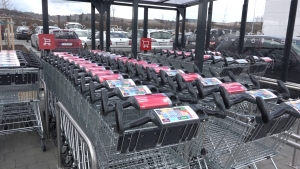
[220,87,255,109]
[277,80,290,100]
[160,70,168,85]
[80,75,89,93]
[167,76,177,93]
[100,90,117,116]
[151,73,160,87]
[209,67,219,77]
[89,81,104,104]
[255,97,271,123]
[227,71,237,82]
[115,102,152,134]
[245,55,256,64]
[186,83,198,103]
[249,74,260,89]
[146,67,153,81]
[175,75,186,92]
[195,79,219,99]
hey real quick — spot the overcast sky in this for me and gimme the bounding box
[12,0,266,22]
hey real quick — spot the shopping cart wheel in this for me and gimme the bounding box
[41,139,46,152]
[62,154,74,167]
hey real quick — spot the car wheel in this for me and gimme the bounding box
[36,41,40,51]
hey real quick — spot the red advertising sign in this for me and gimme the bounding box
[38,34,55,50]
[140,38,152,51]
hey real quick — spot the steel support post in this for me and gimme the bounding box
[106,4,111,52]
[42,0,49,53]
[180,8,186,49]
[175,10,180,50]
[281,0,298,82]
[205,1,213,50]
[131,0,138,58]
[143,7,148,53]
[91,4,96,50]
[238,0,249,54]
[194,0,208,72]
[99,1,104,50]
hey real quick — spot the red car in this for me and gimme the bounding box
[50,29,82,54]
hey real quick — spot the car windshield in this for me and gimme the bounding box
[19,26,28,30]
[53,31,78,39]
[75,31,89,37]
[110,32,127,38]
[150,32,172,39]
[67,24,83,29]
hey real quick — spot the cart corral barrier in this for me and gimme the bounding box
[55,102,97,169]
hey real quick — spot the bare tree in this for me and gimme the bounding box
[0,0,13,9]
[111,5,116,22]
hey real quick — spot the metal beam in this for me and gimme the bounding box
[112,2,177,10]
[99,0,104,50]
[91,4,96,50]
[238,0,249,54]
[114,0,185,8]
[42,0,49,52]
[205,1,213,50]
[143,7,148,53]
[158,0,169,3]
[175,10,180,50]
[180,8,186,49]
[132,0,138,58]
[194,0,208,72]
[106,3,111,52]
[281,0,298,82]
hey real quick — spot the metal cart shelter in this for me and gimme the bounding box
[37,0,300,168]
[39,0,298,83]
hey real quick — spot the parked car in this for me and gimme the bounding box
[15,26,28,39]
[216,35,300,84]
[50,29,83,54]
[64,22,83,30]
[186,29,238,51]
[170,33,190,49]
[30,26,59,50]
[86,28,99,34]
[96,31,132,52]
[74,30,91,50]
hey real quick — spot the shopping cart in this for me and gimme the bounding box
[0,50,45,151]
[41,51,229,169]
[198,90,299,169]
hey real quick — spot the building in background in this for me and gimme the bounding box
[263,0,300,36]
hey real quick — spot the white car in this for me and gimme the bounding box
[96,32,132,52]
[74,30,91,50]
[64,22,83,30]
[128,29,173,52]
[30,26,59,51]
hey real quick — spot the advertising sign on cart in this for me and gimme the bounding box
[38,34,55,50]
[140,38,152,51]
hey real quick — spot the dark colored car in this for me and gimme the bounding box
[15,26,29,39]
[50,29,83,54]
[186,29,238,51]
[216,35,300,84]
[171,34,186,49]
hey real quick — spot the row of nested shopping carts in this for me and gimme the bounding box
[39,48,300,169]
[0,50,46,150]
